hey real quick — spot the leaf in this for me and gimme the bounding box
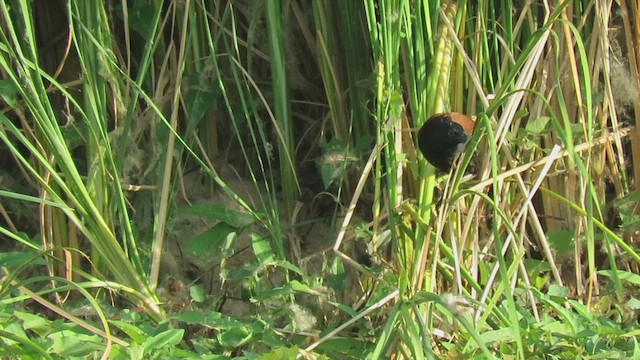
[185,223,237,266]
[222,265,255,281]
[260,346,301,360]
[311,338,365,357]
[479,328,515,345]
[253,285,295,302]
[126,0,156,40]
[274,260,304,275]
[328,256,345,292]
[611,191,640,206]
[0,251,46,267]
[252,233,275,264]
[525,116,552,135]
[0,80,19,108]
[252,280,317,302]
[60,122,87,150]
[289,280,316,293]
[547,284,568,300]
[14,311,50,335]
[142,329,185,352]
[172,311,207,325]
[109,320,147,344]
[125,345,145,360]
[217,326,252,349]
[48,330,103,357]
[610,192,640,231]
[220,231,238,258]
[176,204,256,228]
[569,299,595,321]
[569,123,585,139]
[599,269,640,286]
[328,301,358,317]
[627,298,640,311]
[173,311,244,330]
[546,230,574,254]
[185,72,222,133]
[523,258,551,279]
[619,214,640,231]
[316,138,357,189]
[541,320,573,336]
[189,285,206,303]
[387,90,403,119]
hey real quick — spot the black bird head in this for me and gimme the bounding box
[417,112,475,172]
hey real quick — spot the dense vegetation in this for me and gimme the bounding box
[1,0,640,358]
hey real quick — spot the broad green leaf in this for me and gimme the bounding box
[222,266,255,281]
[260,346,301,360]
[546,230,574,254]
[328,301,358,317]
[186,72,222,133]
[316,139,357,189]
[274,260,304,275]
[568,299,595,321]
[252,233,275,264]
[328,256,345,292]
[289,280,315,293]
[48,330,103,357]
[476,328,515,347]
[125,345,145,360]
[173,311,244,330]
[313,338,367,357]
[176,204,256,228]
[547,284,568,299]
[109,320,147,344]
[189,285,207,303]
[627,297,640,311]
[0,251,46,267]
[126,0,156,40]
[142,329,184,352]
[217,326,251,348]
[0,80,18,108]
[60,122,87,151]
[13,311,50,335]
[252,285,294,302]
[599,269,640,287]
[541,320,573,336]
[253,280,321,302]
[524,116,552,135]
[185,223,237,267]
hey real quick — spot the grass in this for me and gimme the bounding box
[1,0,640,359]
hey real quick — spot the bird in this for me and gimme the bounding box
[417,112,476,172]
